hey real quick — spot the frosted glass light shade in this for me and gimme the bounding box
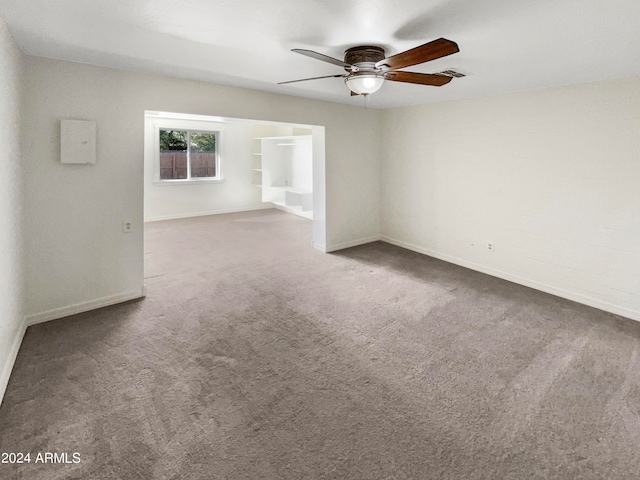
[345,75,385,95]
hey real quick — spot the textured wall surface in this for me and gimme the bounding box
[381,77,640,321]
[0,17,24,401]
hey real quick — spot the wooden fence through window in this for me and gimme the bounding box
[160,151,216,179]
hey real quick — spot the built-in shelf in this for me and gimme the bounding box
[284,187,312,194]
[255,135,313,220]
[285,189,312,212]
[252,141,264,191]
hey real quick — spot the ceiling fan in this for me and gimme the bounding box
[279,38,461,96]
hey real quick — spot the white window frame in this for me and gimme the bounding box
[154,126,223,184]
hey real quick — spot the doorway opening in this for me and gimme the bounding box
[143,110,326,250]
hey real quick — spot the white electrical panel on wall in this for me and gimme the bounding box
[60,119,96,164]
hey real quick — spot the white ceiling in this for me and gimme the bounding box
[1,0,640,109]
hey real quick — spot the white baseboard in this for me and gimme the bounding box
[25,289,144,326]
[313,242,327,253]
[380,236,640,323]
[0,322,27,406]
[144,205,272,222]
[325,235,381,253]
[2,289,144,405]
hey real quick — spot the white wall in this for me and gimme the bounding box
[0,17,25,402]
[22,56,381,322]
[290,139,313,193]
[144,116,268,221]
[381,77,640,321]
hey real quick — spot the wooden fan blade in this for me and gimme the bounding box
[385,71,452,86]
[376,38,459,70]
[278,74,346,85]
[292,49,352,68]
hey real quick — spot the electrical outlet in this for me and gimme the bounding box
[487,242,495,253]
[122,221,133,233]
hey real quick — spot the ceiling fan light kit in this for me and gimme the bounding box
[280,38,461,98]
[345,74,385,95]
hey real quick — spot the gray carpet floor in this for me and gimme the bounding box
[1,208,640,479]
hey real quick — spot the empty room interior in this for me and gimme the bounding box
[1,1,639,478]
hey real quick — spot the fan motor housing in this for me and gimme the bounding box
[344,46,386,66]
